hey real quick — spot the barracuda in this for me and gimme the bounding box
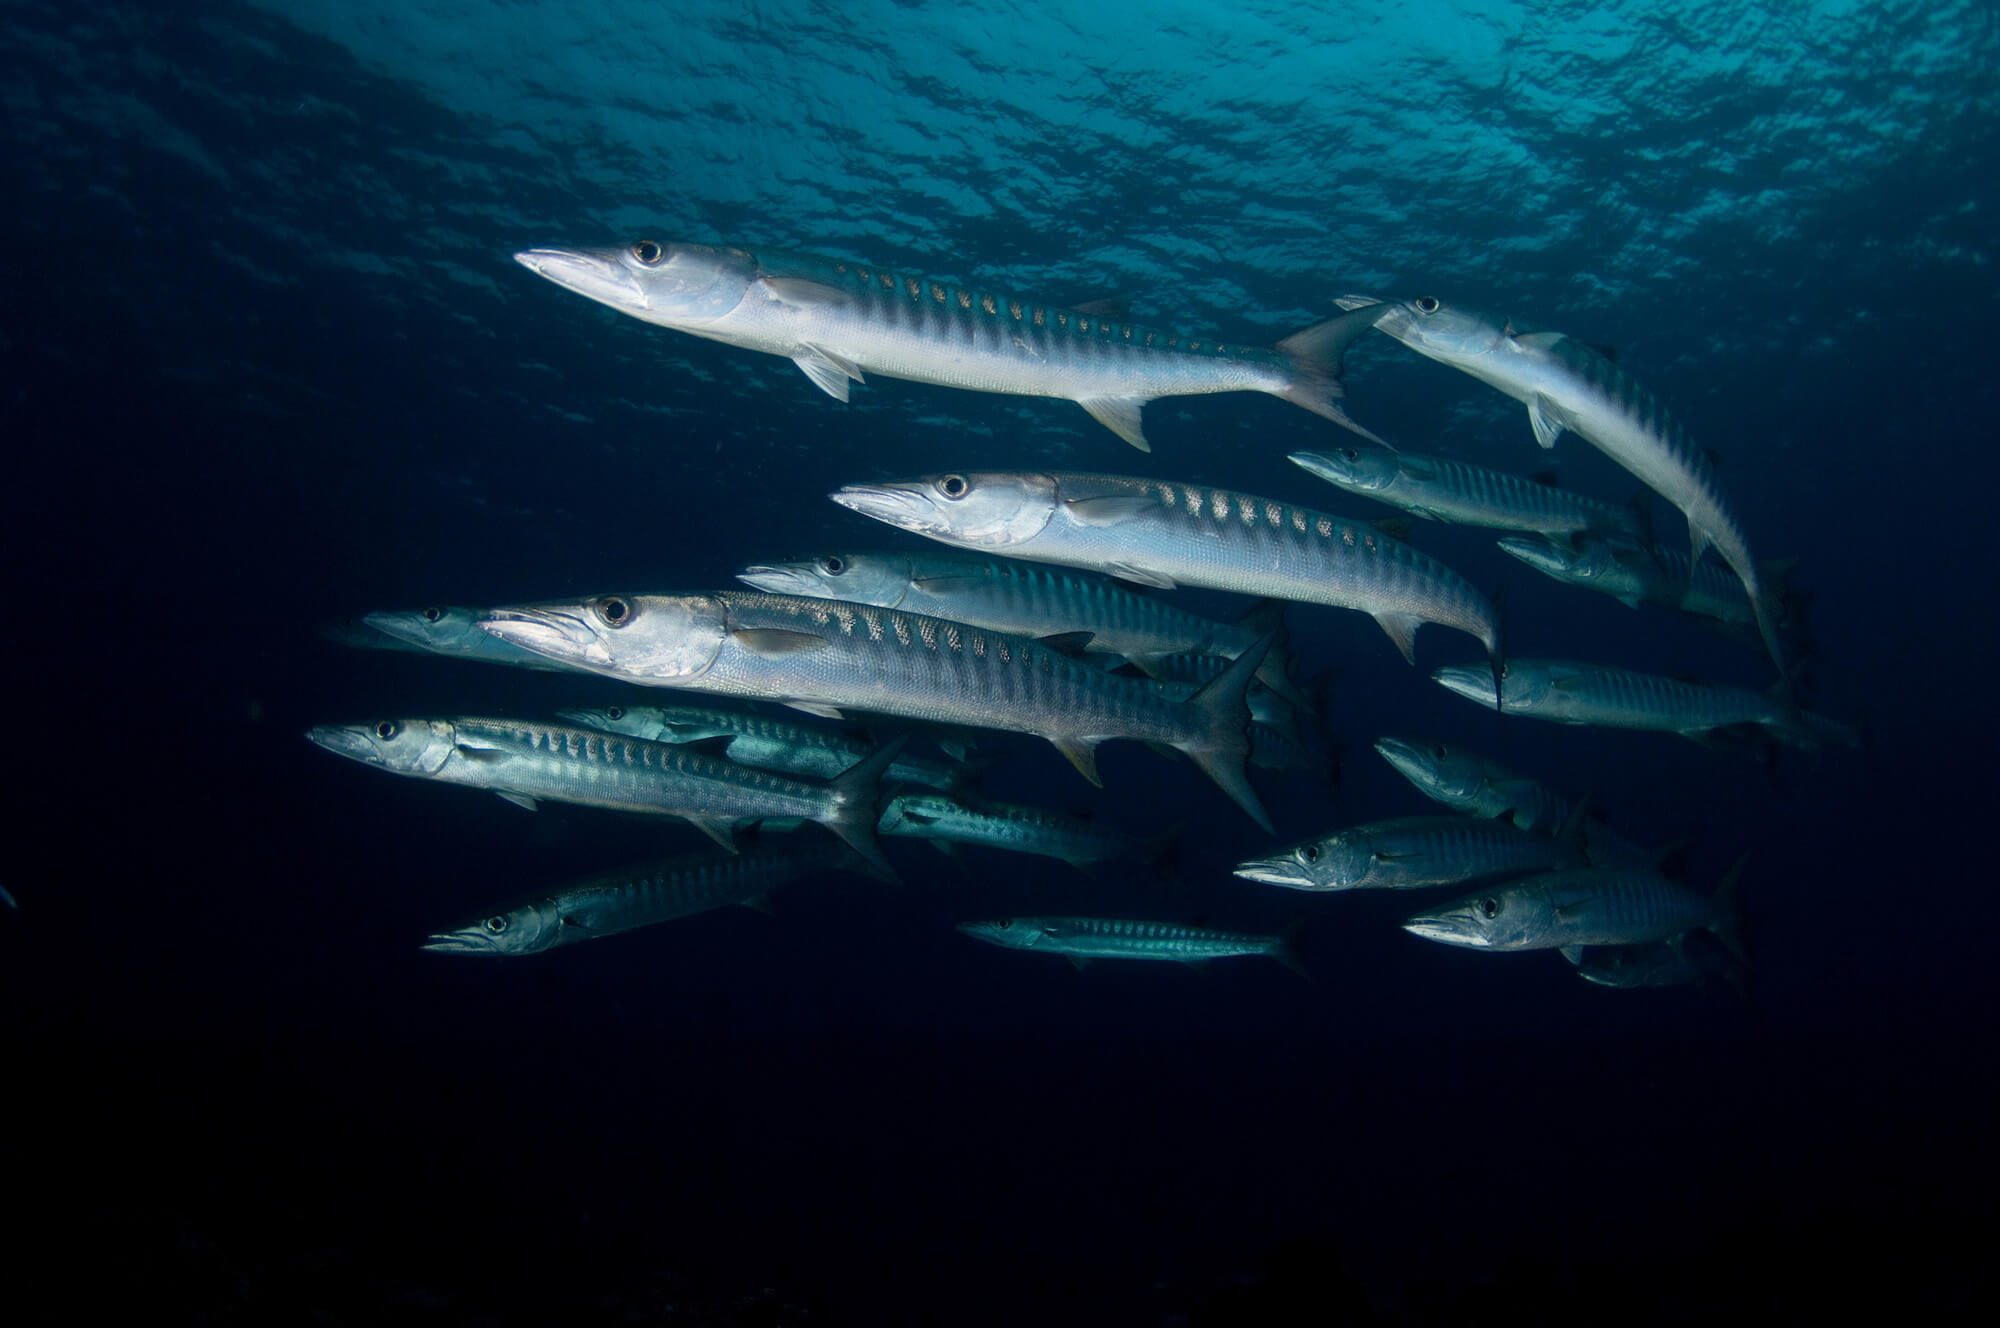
[1290,442,1642,537]
[1336,294,1785,672]
[558,702,972,793]
[828,470,1499,669]
[305,716,900,871]
[423,838,864,956]
[514,239,1389,451]
[1234,813,1577,892]
[1498,533,1795,641]
[1432,658,1858,751]
[957,916,1303,974]
[477,591,1274,830]
[736,549,1307,706]
[878,792,1148,868]
[1404,860,1746,955]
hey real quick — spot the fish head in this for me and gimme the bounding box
[553,704,668,740]
[1496,535,1594,583]
[1337,295,1506,365]
[1403,887,1544,950]
[423,899,563,957]
[1433,661,1548,711]
[1234,831,1373,891]
[480,594,727,682]
[514,241,756,329]
[361,606,485,654]
[957,917,1044,951]
[736,551,914,607]
[1374,736,1481,805]
[307,718,457,777]
[1289,444,1399,494]
[830,473,1058,550]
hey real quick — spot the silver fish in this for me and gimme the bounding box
[1235,814,1577,892]
[515,239,1388,451]
[1291,443,1641,537]
[1372,735,1654,870]
[736,549,1306,705]
[828,470,1498,668]
[1562,930,1749,991]
[1498,534,1799,644]
[1432,658,1856,751]
[478,591,1274,830]
[1336,294,1784,671]
[558,702,971,792]
[1404,860,1746,954]
[361,606,578,671]
[423,838,863,956]
[958,916,1303,974]
[878,792,1152,869]
[305,716,900,871]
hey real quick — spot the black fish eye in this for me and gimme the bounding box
[1432,745,1448,759]
[820,555,845,575]
[374,720,399,740]
[1480,898,1498,919]
[1340,448,1358,462]
[1414,296,1441,315]
[421,606,442,623]
[938,474,969,500]
[1298,844,1320,864]
[595,595,632,627]
[631,240,664,266]
[997,919,1013,929]
[606,705,625,721]
[485,916,508,933]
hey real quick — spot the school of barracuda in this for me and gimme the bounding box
[315,237,1859,991]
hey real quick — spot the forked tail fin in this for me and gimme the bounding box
[1273,304,1391,444]
[828,736,911,882]
[1180,633,1276,833]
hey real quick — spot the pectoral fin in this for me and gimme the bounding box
[1528,395,1566,449]
[1063,494,1158,527]
[732,627,829,659]
[762,277,851,307]
[1077,396,1152,451]
[791,344,865,402]
[1104,562,1178,590]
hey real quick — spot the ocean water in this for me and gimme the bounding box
[5,1,1996,1321]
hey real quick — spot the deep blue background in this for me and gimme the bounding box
[4,2,1996,1321]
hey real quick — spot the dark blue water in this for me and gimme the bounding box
[6,2,1996,1321]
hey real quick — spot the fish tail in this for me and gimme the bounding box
[1268,919,1312,981]
[1232,599,1314,712]
[1710,854,1751,967]
[1179,633,1276,832]
[1272,304,1391,444]
[827,736,909,882]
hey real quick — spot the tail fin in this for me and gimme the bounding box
[827,736,910,882]
[1180,633,1275,832]
[1232,600,1313,712]
[1273,305,1391,444]
[1268,920,1312,981]
[1710,854,1750,966]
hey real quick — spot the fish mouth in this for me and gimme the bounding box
[1432,665,1500,710]
[360,610,435,649]
[514,248,648,314]
[829,484,940,534]
[1372,736,1427,777]
[1232,856,1318,890]
[1495,536,1568,575]
[736,563,822,595]
[478,606,610,668]
[1401,909,1490,947]
[422,929,499,955]
[1288,451,1367,489]
[1333,293,1413,340]
[306,724,379,764]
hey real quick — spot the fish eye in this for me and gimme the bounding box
[374,720,400,740]
[1414,296,1441,315]
[1340,448,1358,462]
[606,705,625,721]
[1432,744,1448,759]
[1297,844,1320,864]
[631,240,664,266]
[421,606,442,623]
[485,916,508,933]
[1479,898,1499,920]
[997,919,1013,929]
[819,555,845,575]
[594,595,632,628]
[937,474,969,500]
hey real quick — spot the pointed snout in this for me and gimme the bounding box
[514,248,648,312]
[1432,665,1501,711]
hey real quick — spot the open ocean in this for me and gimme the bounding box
[4,2,1996,1322]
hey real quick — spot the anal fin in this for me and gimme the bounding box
[1077,396,1152,451]
[1373,612,1425,665]
[1528,395,1566,449]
